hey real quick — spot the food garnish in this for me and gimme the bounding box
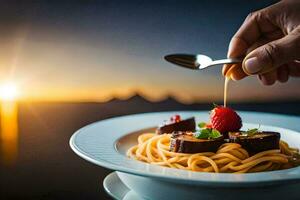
[195,122,222,139]
[244,126,260,136]
[170,114,181,123]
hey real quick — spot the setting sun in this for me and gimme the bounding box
[0,83,18,101]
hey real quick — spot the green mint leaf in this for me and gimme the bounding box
[246,124,260,137]
[195,129,211,139]
[246,128,259,136]
[210,129,222,139]
[198,122,206,128]
[195,128,222,139]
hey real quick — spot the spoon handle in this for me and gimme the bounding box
[210,58,243,66]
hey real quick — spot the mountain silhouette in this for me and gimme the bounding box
[104,94,212,112]
[19,94,300,125]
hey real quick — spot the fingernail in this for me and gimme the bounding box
[244,57,262,74]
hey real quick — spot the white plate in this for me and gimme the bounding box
[103,172,145,200]
[104,171,300,200]
[71,111,300,199]
[70,111,300,186]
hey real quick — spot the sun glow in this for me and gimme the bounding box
[0,83,18,101]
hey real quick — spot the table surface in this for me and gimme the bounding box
[0,99,299,200]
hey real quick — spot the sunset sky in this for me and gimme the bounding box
[1,0,299,103]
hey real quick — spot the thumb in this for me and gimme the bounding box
[242,28,300,75]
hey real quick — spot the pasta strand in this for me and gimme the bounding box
[127,133,300,173]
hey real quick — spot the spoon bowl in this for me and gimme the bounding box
[164,54,242,70]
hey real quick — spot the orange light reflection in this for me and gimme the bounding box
[0,101,18,166]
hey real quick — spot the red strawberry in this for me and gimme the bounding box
[210,106,242,133]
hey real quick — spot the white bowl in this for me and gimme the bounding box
[70,111,300,200]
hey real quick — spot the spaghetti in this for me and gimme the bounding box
[127,133,300,173]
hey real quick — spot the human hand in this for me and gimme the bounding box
[223,0,300,85]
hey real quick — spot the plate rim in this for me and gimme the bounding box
[70,111,300,186]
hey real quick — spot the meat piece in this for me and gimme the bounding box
[170,131,224,153]
[156,117,196,134]
[228,131,280,154]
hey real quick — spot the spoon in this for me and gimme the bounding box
[164,54,242,70]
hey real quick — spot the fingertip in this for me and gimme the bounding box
[259,71,277,85]
[222,64,231,76]
[243,56,262,75]
[225,63,240,77]
[230,67,247,81]
[259,75,268,85]
[230,74,245,81]
[265,79,276,85]
[278,76,289,83]
[277,65,289,83]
